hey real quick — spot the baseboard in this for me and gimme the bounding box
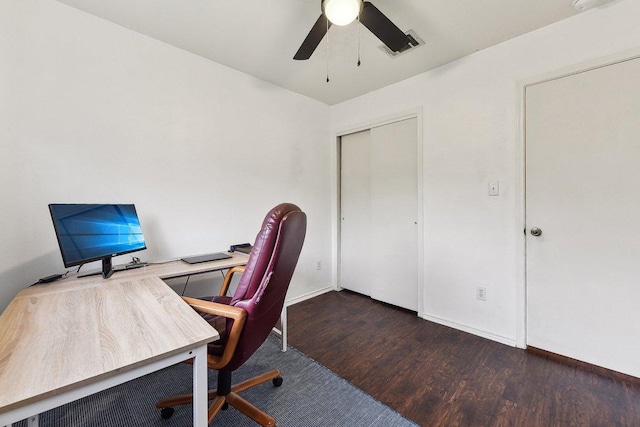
[421,313,517,347]
[527,346,640,384]
[286,285,334,307]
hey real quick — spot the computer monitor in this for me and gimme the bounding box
[49,204,147,279]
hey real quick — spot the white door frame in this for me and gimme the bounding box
[332,108,424,317]
[515,47,640,349]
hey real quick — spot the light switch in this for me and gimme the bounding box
[488,181,499,196]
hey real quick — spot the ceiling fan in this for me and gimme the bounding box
[293,0,411,60]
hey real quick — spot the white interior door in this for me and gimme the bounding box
[526,57,640,378]
[340,118,418,311]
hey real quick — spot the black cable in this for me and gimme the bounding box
[326,17,330,83]
[357,14,361,66]
[180,276,191,296]
[146,260,178,265]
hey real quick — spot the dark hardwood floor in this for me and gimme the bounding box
[287,290,640,426]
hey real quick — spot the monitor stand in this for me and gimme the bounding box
[101,257,114,279]
[77,257,114,279]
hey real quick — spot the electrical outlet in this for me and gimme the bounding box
[476,286,487,301]
[316,261,322,271]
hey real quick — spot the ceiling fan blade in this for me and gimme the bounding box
[359,1,410,53]
[294,14,332,60]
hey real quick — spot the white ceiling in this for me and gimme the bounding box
[54,0,585,105]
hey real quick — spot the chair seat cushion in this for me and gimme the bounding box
[197,295,233,356]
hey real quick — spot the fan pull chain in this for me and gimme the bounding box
[357,14,361,67]
[326,17,330,82]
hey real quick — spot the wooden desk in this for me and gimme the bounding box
[122,252,249,281]
[0,252,248,427]
[137,253,288,353]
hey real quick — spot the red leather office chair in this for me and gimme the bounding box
[157,203,307,426]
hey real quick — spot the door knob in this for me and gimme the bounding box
[530,227,542,237]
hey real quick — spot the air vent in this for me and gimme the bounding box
[379,29,424,58]
[572,0,599,11]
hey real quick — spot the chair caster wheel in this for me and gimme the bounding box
[273,376,283,387]
[222,402,229,410]
[160,407,175,419]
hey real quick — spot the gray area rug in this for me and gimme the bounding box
[17,336,418,426]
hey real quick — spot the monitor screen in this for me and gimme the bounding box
[49,204,147,269]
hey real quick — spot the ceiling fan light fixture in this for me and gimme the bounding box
[322,0,363,26]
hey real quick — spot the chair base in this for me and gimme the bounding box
[157,369,282,426]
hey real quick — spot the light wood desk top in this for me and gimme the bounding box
[123,251,249,281]
[0,252,248,418]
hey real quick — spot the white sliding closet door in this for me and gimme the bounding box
[340,129,372,297]
[340,118,418,311]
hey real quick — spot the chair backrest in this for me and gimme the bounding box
[224,203,306,371]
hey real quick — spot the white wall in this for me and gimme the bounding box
[0,0,332,311]
[5,0,639,344]
[330,0,640,346]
